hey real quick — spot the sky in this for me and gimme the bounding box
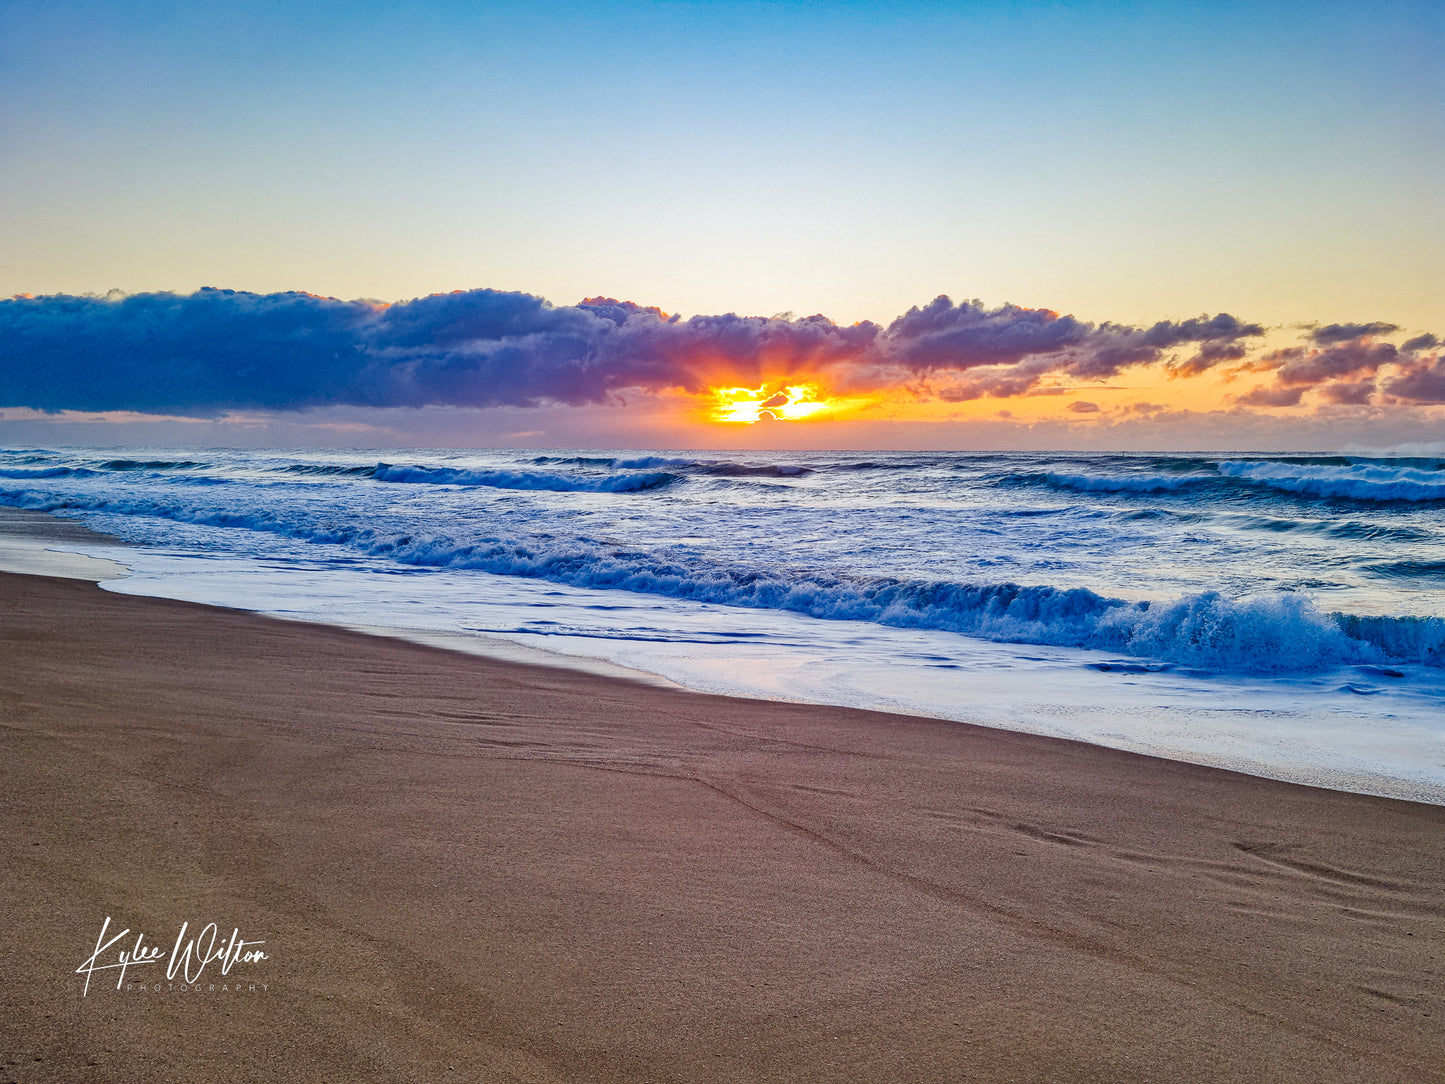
[1,0,1442,450]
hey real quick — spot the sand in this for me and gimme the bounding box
[1,561,1443,1081]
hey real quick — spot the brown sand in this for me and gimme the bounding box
[1,570,1442,1083]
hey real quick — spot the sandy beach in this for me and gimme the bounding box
[2,552,1444,1081]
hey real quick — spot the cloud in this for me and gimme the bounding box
[1383,358,1445,404]
[872,298,1089,370]
[1306,321,1399,345]
[1234,328,1442,409]
[0,287,1434,421]
[0,289,382,413]
[1237,384,1307,408]
[1,288,902,414]
[870,299,1262,387]
[1315,380,1376,405]
[1167,338,1251,378]
[1273,340,1398,386]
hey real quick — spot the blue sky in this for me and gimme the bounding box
[1,0,1441,449]
[4,0,1439,326]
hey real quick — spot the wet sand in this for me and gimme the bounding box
[2,567,1443,1082]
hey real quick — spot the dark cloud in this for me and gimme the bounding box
[1384,359,1445,404]
[873,299,1262,385]
[875,297,1090,370]
[1067,400,1101,413]
[1168,338,1251,378]
[1316,381,1376,405]
[0,287,877,413]
[1145,312,1264,347]
[1237,384,1307,408]
[933,357,1061,402]
[1238,328,1441,409]
[0,287,1432,417]
[0,288,624,412]
[0,288,378,413]
[1065,313,1264,380]
[1307,321,1399,345]
[601,310,879,393]
[1273,340,1398,386]
[575,296,670,325]
[868,298,1261,396]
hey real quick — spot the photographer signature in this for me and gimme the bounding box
[75,916,269,995]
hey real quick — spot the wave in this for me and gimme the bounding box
[1219,461,1445,502]
[372,463,677,493]
[1360,559,1445,581]
[695,462,811,477]
[0,463,225,483]
[7,483,1440,672]
[272,463,378,477]
[373,458,804,488]
[0,458,210,480]
[94,458,207,472]
[0,466,100,479]
[282,532,1445,671]
[610,455,699,469]
[533,453,811,477]
[1042,471,1214,494]
[1209,513,1440,548]
[0,450,62,463]
[529,455,621,467]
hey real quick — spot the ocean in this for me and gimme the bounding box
[3,445,1443,802]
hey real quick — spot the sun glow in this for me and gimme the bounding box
[710,384,835,423]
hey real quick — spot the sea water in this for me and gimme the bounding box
[3,446,1442,802]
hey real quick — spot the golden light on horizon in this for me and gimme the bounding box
[709,384,834,423]
[687,352,1282,431]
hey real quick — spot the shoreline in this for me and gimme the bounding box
[0,505,692,691]
[5,505,1443,807]
[2,567,1443,1080]
[0,506,130,581]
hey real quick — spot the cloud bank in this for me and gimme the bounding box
[1,287,1439,418]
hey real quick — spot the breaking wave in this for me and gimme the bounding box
[4,482,1441,671]
[1220,461,1445,502]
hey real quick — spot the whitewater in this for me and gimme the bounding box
[3,446,1443,802]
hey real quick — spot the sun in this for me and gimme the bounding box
[709,384,833,423]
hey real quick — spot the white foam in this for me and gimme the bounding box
[1220,460,1445,502]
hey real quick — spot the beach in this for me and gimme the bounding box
[8,0,1442,1076]
[3,530,1443,1082]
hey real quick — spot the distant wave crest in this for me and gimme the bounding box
[533,454,810,477]
[1220,461,1445,502]
[1043,471,1212,494]
[0,467,98,479]
[373,463,677,493]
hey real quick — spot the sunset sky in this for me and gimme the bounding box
[2,0,1441,450]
